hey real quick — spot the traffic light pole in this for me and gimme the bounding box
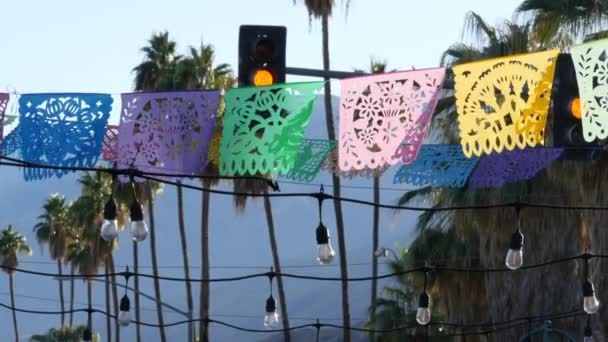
[285,66,455,88]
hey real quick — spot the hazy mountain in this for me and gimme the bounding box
[0,95,418,341]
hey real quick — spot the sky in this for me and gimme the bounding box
[0,0,523,94]
[0,1,528,340]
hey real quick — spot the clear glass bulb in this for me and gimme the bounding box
[584,295,600,314]
[264,311,280,328]
[317,243,335,265]
[416,307,431,325]
[100,219,118,241]
[505,248,523,270]
[130,220,148,242]
[118,310,131,326]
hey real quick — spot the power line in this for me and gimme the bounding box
[0,301,586,336]
[19,260,388,269]
[3,253,605,283]
[5,155,608,212]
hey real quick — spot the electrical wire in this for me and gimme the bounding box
[5,155,608,212]
[0,301,585,336]
[3,253,606,283]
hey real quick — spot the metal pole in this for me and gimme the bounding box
[285,66,455,88]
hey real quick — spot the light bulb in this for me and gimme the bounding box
[119,310,131,327]
[505,230,524,270]
[584,336,595,342]
[264,295,280,328]
[416,292,431,325]
[317,243,336,265]
[119,294,131,326]
[583,280,600,314]
[100,219,118,241]
[130,221,148,242]
[264,311,280,328]
[316,223,335,265]
[100,196,118,241]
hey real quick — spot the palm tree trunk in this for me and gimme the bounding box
[9,274,19,342]
[370,175,380,342]
[322,11,351,341]
[133,241,142,342]
[87,280,93,327]
[199,189,211,342]
[57,259,65,327]
[177,182,194,342]
[109,255,120,342]
[105,263,112,342]
[69,265,75,326]
[147,185,167,342]
[263,194,291,342]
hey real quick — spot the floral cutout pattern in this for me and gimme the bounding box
[454,50,559,157]
[0,93,8,149]
[322,148,389,179]
[219,82,322,176]
[19,93,112,180]
[117,91,219,181]
[284,139,337,183]
[572,38,608,142]
[393,144,479,187]
[338,68,445,171]
[102,125,119,161]
[468,147,563,188]
[2,126,22,156]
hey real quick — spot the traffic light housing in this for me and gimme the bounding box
[238,25,286,87]
[551,53,603,160]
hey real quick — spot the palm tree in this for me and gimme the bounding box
[173,40,235,342]
[132,31,180,342]
[30,325,100,342]
[516,0,608,43]
[0,225,33,342]
[294,1,353,339]
[33,194,70,327]
[354,58,388,342]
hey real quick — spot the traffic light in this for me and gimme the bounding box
[551,53,603,160]
[238,25,286,87]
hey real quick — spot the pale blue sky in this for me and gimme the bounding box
[0,0,523,94]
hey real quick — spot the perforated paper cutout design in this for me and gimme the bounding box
[453,50,559,157]
[393,144,479,187]
[19,93,112,180]
[220,82,322,176]
[117,91,219,181]
[206,130,222,167]
[322,148,389,179]
[338,69,445,171]
[2,126,22,156]
[572,39,608,141]
[284,139,337,182]
[0,93,8,147]
[468,147,563,188]
[102,125,119,161]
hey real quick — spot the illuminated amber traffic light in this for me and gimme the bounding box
[570,97,582,120]
[253,69,275,86]
[238,25,286,87]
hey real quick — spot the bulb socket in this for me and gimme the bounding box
[130,199,144,222]
[103,197,117,221]
[316,223,329,245]
[509,230,524,250]
[83,327,92,341]
[265,295,277,313]
[583,279,595,297]
[120,294,131,312]
[418,291,430,309]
